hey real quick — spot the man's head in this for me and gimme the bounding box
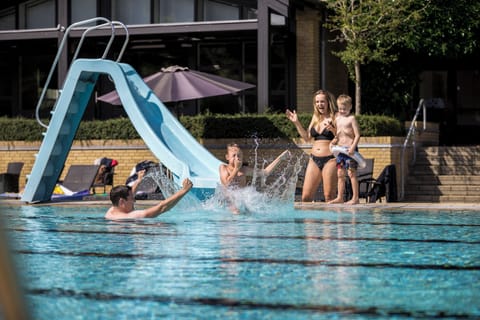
[110,185,134,211]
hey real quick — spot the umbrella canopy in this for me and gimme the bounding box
[97,65,255,105]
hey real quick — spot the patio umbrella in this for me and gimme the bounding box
[97,65,255,105]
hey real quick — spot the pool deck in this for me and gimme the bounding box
[1,197,479,211]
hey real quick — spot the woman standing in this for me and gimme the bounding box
[286,90,337,202]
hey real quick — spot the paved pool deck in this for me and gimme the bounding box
[1,197,479,211]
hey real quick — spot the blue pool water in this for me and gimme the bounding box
[1,203,480,319]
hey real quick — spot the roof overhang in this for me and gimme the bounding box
[0,20,258,41]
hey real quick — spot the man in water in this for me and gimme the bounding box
[105,171,193,220]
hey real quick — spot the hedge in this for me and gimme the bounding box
[0,114,404,141]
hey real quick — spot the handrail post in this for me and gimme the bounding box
[399,99,426,200]
[112,21,129,62]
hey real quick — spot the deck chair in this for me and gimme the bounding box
[367,164,398,203]
[344,158,375,202]
[92,158,117,194]
[60,164,100,194]
[0,162,24,193]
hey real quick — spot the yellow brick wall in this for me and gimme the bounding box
[295,9,350,112]
[295,10,320,113]
[1,137,420,197]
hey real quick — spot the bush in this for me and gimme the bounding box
[0,114,404,141]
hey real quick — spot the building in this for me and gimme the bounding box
[0,0,478,145]
[0,0,345,117]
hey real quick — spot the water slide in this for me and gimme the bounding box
[21,59,222,203]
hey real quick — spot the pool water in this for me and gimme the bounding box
[1,203,480,319]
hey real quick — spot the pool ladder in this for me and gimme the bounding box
[35,17,130,129]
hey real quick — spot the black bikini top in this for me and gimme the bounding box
[310,126,335,141]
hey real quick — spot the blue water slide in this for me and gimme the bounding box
[21,59,222,203]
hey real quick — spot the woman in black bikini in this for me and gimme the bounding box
[286,89,337,202]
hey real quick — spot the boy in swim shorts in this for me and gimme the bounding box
[328,94,361,205]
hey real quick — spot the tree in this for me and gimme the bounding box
[402,0,480,58]
[321,0,424,115]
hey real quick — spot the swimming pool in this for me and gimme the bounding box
[1,203,480,319]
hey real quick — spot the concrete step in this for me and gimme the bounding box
[402,194,480,203]
[413,158,480,166]
[404,145,480,203]
[409,166,480,175]
[404,184,479,196]
[406,175,480,184]
[420,146,480,156]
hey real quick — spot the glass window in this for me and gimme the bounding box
[71,0,97,24]
[25,0,55,29]
[112,0,150,25]
[155,0,195,23]
[270,13,285,26]
[0,8,15,30]
[204,0,239,21]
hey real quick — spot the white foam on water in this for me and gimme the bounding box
[146,139,305,214]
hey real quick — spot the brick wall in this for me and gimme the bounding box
[295,8,350,112]
[1,137,423,196]
[295,10,320,113]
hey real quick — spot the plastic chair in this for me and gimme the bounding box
[0,162,24,193]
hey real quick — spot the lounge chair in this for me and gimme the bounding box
[60,164,100,194]
[367,164,398,203]
[0,162,24,193]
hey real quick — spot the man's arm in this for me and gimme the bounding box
[130,178,193,218]
[130,170,145,195]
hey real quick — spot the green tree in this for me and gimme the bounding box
[322,0,480,116]
[403,0,480,58]
[321,0,424,115]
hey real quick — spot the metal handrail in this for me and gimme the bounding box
[35,17,113,128]
[72,22,115,62]
[399,99,426,200]
[112,21,129,62]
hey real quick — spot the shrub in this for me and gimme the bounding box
[0,114,404,141]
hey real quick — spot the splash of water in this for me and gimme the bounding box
[145,140,305,214]
[206,138,305,213]
[143,167,202,211]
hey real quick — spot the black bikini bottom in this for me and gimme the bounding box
[310,154,335,170]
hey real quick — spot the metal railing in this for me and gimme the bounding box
[35,18,130,129]
[399,99,426,200]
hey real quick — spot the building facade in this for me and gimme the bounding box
[1,0,478,145]
[0,0,347,119]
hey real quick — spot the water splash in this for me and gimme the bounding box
[142,167,202,211]
[144,140,305,214]
[206,138,305,214]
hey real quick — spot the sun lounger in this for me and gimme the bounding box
[0,162,24,194]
